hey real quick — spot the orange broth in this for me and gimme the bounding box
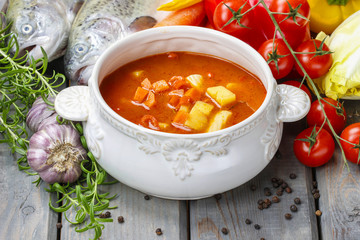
[99,52,266,134]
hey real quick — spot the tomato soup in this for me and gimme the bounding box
[99,52,266,134]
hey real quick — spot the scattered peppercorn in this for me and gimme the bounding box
[250,184,257,191]
[254,224,261,230]
[262,202,269,209]
[258,204,264,210]
[313,181,318,188]
[99,211,111,218]
[290,205,298,212]
[214,194,222,200]
[258,199,264,205]
[118,216,124,223]
[285,187,292,193]
[272,182,280,188]
[221,227,229,235]
[272,196,280,203]
[311,189,319,194]
[313,192,320,200]
[271,177,279,183]
[264,199,271,205]
[245,219,252,225]
[294,197,301,205]
[278,179,284,185]
[315,210,322,216]
[56,223,62,229]
[289,173,297,179]
[276,189,283,196]
[144,195,151,200]
[155,228,163,235]
[260,238,265,240]
[284,213,292,220]
[281,182,288,189]
[265,190,272,196]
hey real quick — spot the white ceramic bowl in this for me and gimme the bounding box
[55,26,310,199]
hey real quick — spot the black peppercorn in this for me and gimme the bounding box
[262,202,269,209]
[118,216,124,223]
[276,189,283,196]
[271,177,279,183]
[265,190,272,196]
[272,196,280,203]
[313,181,318,188]
[294,197,301,205]
[99,211,111,218]
[264,198,271,205]
[281,182,288,189]
[272,182,280,188]
[290,205,298,212]
[258,199,264,205]
[155,228,163,235]
[289,173,297,179]
[311,189,319,194]
[144,195,151,200]
[258,204,264,210]
[254,224,261,230]
[214,194,222,200]
[284,213,292,220]
[221,227,229,235]
[278,179,284,185]
[56,223,62,229]
[260,238,265,240]
[250,184,257,191]
[245,219,252,225]
[285,187,292,193]
[313,192,320,199]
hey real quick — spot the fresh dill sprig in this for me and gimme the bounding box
[0,20,117,240]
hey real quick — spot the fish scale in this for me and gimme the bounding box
[64,0,168,85]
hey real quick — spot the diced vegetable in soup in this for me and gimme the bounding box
[99,52,266,134]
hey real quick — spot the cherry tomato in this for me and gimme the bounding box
[306,98,346,135]
[258,39,294,79]
[293,127,335,167]
[270,0,310,30]
[340,123,360,164]
[213,0,254,38]
[295,39,333,79]
[282,80,312,102]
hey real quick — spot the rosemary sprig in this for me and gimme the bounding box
[0,20,117,239]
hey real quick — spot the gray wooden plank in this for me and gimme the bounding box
[317,100,360,240]
[0,144,58,240]
[189,121,318,240]
[60,180,188,239]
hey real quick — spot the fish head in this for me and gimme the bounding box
[65,18,126,85]
[8,4,71,62]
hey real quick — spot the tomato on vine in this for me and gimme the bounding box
[269,0,310,30]
[213,0,255,38]
[306,98,346,135]
[293,126,335,167]
[340,123,360,164]
[295,39,333,79]
[258,39,294,80]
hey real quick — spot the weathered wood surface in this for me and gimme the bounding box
[317,100,360,240]
[0,145,58,240]
[189,121,318,240]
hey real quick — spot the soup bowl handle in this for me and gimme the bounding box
[276,84,311,122]
[54,86,91,121]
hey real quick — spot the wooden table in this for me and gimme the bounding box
[1,75,360,239]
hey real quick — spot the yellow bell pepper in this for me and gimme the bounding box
[308,0,360,34]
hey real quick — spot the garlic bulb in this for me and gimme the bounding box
[27,124,87,184]
[26,96,60,132]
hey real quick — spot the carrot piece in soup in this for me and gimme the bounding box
[152,80,170,93]
[143,91,156,108]
[139,115,160,131]
[172,105,190,126]
[168,89,184,96]
[141,78,152,90]
[133,87,149,102]
[169,95,181,109]
[184,88,202,102]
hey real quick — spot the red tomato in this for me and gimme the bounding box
[340,123,360,164]
[213,0,254,38]
[203,0,222,27]
[258,39,294,79]
[293,127,335,167]
[295,39,333,79]
[270,0,310,30]
[282,80,312,102]
[306,98,346,135]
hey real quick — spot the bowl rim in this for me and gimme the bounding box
[89,26,275,138]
